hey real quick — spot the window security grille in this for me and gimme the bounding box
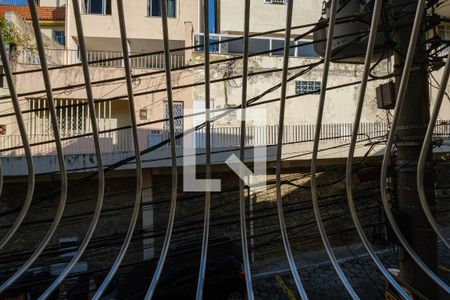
[295,81,321,95]
[264,0,287,4]
[27,98,112,137]
[164,101,184,132]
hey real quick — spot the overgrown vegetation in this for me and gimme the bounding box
[0,17,33,48]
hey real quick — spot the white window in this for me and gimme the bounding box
[295,81,321,95]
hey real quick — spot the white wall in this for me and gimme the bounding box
[219,0,320,37]
[192,53,450,127]
[65,0,200,52]
[39,0,66,7]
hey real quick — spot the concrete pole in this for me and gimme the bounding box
[393,1,438,298]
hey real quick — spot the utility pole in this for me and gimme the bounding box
[393,0,438,298]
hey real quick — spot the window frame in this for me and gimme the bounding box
[148,0,177,18]
[53,30,65,45]
[84,0,112,15]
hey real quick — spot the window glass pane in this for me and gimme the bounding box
[167,0,176,17]
[195,35,205,52]
[150,0,175,17]
[223,37,242,54]
[105,0,111,14]
[89,0,103,14]
[249,38,270,55]
[271,40,295,56]
[53,31,65,45]
[298,41,319,57]
[151,0,162,16]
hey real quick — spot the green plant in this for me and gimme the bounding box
[0,17,33,48]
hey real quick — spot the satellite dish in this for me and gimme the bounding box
[313,0,394,63]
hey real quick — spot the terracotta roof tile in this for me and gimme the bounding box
[0,5,65,21]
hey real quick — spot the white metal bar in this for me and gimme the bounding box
[144,0,179,297]
[38,1,106,297]
[195,0,213,297]
[0,0,68,293]
[417,54,450,249]
[275,1,308,299]
[237,1,255,299]
[0,19,35,250]
[92,0,144,296]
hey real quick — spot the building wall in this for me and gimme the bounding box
[39,0,66,7]
[65,0,201,52]
[191,53,450,127]
[219,0,320,37]
[0,63,193,154]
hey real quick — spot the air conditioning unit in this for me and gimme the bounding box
[313,0,394,63]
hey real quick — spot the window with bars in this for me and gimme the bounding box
[295,81,321,95]
[149,0,176,17]
[27,99,112,137]
[53,30,65,45]
[163,101,184,132]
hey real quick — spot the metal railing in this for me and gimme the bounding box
[0,122,387,156]
[2,121,450,157]
[193,32,319,58]
[17,48,186,69]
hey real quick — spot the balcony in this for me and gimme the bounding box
[193,33,319,58]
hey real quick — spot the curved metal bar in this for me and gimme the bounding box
[275,1,308,299]
[91,0,144,298]
[0,24,35,249]
[0,160,3,200]
[380,0,450,292]
[144,0,178,298]
[310,1,359,298]
[236,0,255,299]
[417,54,450,249]
[345,1,412,299]
[195,0,213,298]
[0,0,68,293]
[37,1,105,298]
